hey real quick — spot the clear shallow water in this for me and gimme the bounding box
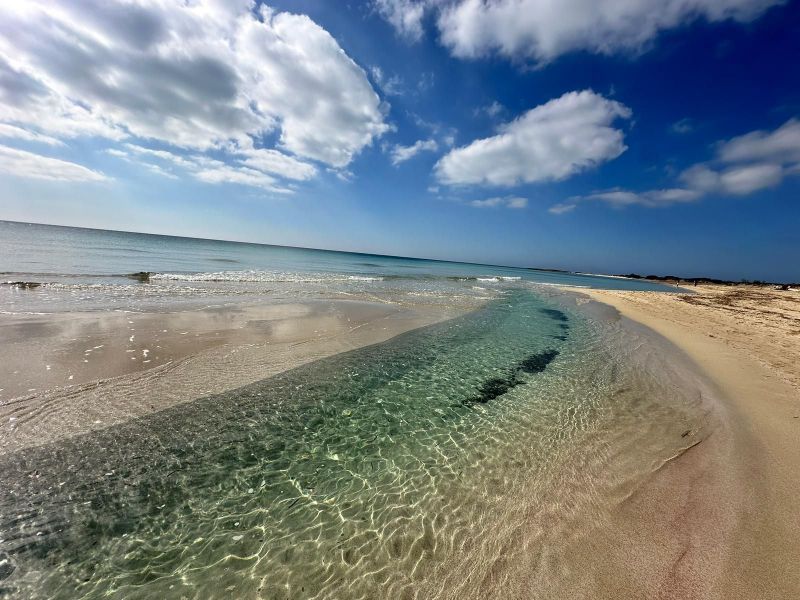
[0,220,672,314]
[0,290,705,599]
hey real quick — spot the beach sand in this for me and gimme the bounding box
[571,284,800,599]
[0,299,465,454]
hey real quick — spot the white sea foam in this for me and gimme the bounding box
[477,275,522,282]
[151,270,383,283]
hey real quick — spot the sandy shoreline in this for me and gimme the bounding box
[0,299,466,454]
[571,284,800,598]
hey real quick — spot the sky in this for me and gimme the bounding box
[0,0,798,281]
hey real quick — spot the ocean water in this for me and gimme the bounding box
[0,220,672,314]
[0,220,706,598]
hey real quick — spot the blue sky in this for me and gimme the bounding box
[0,0,798,280]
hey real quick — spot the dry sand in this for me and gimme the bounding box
[572,284,800,599]
[0,299,465,454]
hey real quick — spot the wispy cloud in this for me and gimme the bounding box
[0,123,65,147]
[371,66,404,96]
[0,145,107,182]
[390,139,439,165]
[550,118,800,213]
[671,118,694,134]
[107,143,309,192]
[548,203,577,215]
[474,101,505,119]
[469,196,528,209]
[372,0,428,42]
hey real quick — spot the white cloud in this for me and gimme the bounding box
[373,0,428,41]
[671,118,694,134]
[371,66,404,96]
[716,118,800,164]
[435,90,631,186]
[474,101,505,118]
[436,0,784,62]
[106,148,179,179]
[469,196,528,209]
[194,165,291,193]
[548,202,576,215]
[552,118,800,213]
[678,118,800,195]
[0,145,107,182]
[239,148,317,181]
[569,188,703,209]
[108,143,307,191]
[0,123,65,146]
[719,163,784,194]
[0,1,388,190]
[391,139,439,165]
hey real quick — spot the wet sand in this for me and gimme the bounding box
[0,299,466,454]
[571,284,800,599]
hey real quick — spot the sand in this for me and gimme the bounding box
[571,284,800,599]
[0,299,465,454]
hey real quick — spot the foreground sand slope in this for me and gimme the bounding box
[577,284,800,599]
[0,300,463,454]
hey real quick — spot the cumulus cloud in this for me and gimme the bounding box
[469,196,528,209]
[391,139,439,165]
[552,118,800,213]
[0,1,388,191]
[435,0,784,62]
[435,90,631,186]
[0,145,107,182]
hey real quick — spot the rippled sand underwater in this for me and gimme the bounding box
[0,289,705,599]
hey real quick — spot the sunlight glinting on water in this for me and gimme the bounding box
[0,289,704,599]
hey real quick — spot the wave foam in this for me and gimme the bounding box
[150,270,384,283]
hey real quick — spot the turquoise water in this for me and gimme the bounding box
[0,289,703,599]
[1,220,673,316]
[0,221,664,290]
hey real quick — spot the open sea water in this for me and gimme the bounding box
[0,220,671,315]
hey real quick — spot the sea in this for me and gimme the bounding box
[0,220,709,598]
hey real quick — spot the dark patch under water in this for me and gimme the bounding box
[519,349,560,374]
[541,308,568,322]
[465,349,560,405]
